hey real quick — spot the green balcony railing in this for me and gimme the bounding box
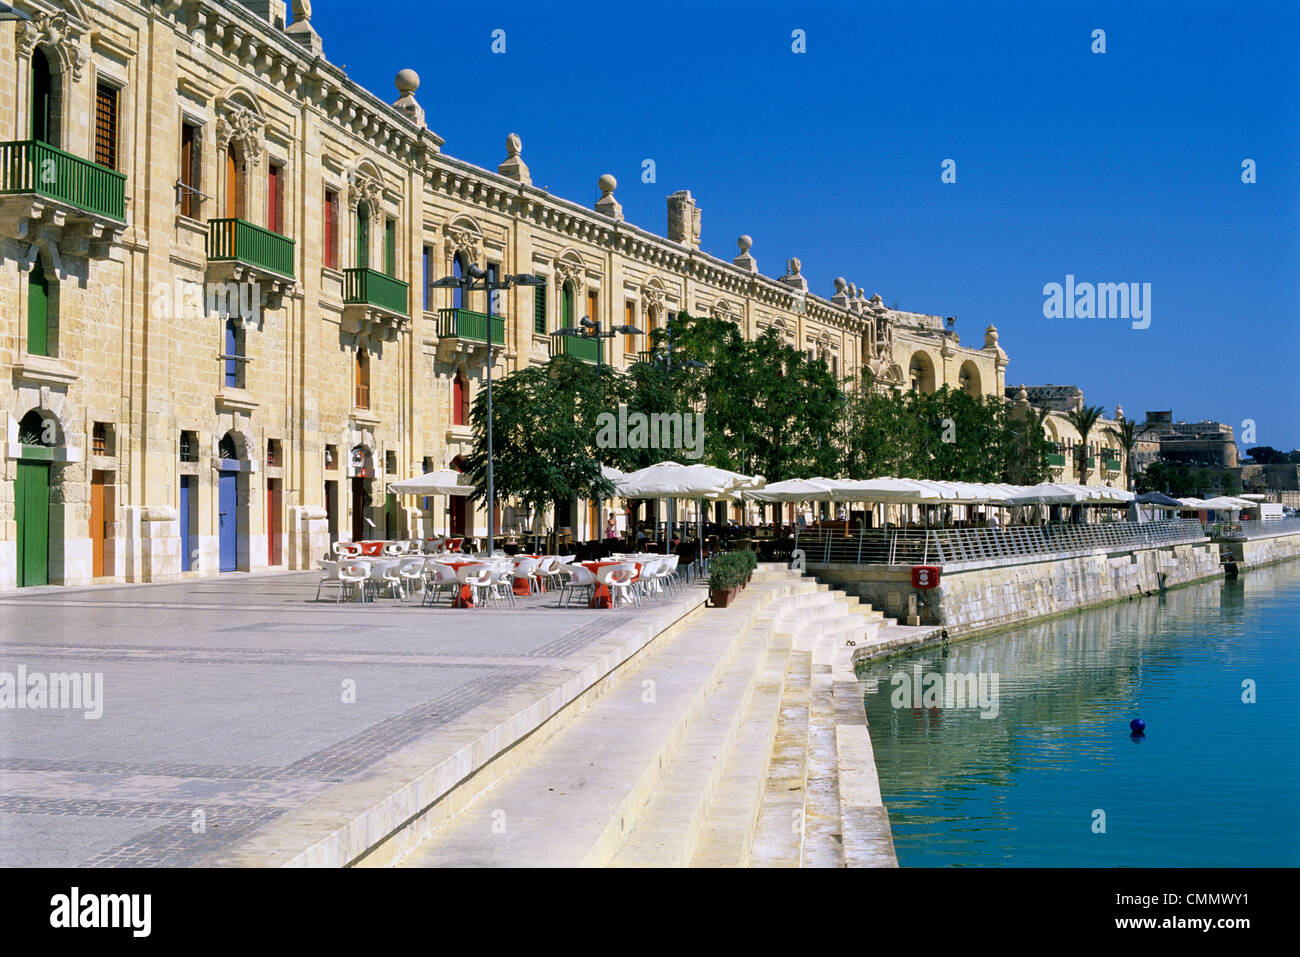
[1047,452,1066,467]
[550,332,600,364]
[437,307,505,345]
[1103,457,1123,472]
[206,218,295,279]
[344,267,409,316]
[0,139,126,222]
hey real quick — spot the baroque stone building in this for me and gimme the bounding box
[1,0,1008,590]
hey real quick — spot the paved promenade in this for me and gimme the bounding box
[0,571,688,866]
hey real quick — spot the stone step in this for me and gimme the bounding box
[689,632,793,867]
[802,639,844,867]
[396,581,789,868]
[609,613,778,867]
[748,647,813,867]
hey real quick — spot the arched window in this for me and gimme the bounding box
[218,432,239,461]
[453,370,468,426]
[355,348,370,409]
[958,360,981,398]
[561,280,574,328]
[30,49,55,146]
[356,201,370,269]
[908,352,936,394]
[453,251,467,309]
[18,409,56,447]
[27,259,50,357]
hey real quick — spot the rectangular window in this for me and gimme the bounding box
[624,301,637,354]
[266,439,281,467]
[94,83,118,170]
[92,422,107,456]
[422,244,432,311]
[355,349,370,409]
[324,189,339,269]
[324,444,339,471]
[267,162,284,234]
[384,218,397,277]
[179,122,202,219]
[587,289,600,326]
[180,430,198,463]
[224,319,243,388]
[533,281,547,335]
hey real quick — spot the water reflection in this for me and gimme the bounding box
[858,564,1300,867]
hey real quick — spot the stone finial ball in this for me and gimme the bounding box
[396,69,420,95]
[506,132,522,156]
[833,277,847,292]
[598,173,617,194]
[737,234,753,252]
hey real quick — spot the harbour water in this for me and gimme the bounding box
[858,562,1300,867]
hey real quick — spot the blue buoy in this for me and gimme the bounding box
[1130,718,1146,734]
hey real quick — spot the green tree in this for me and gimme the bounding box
[1065,404,1107,484]
[1104,417,1139,491]
[462,355,613,549]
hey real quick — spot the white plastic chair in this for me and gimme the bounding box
[487,561,517,608]
[512,556,541,595]
[558,563,597,608]
[316,560,344,601]
[337,562,370,603]
[455,563,492,606]
[637,557,663,601]
[656,555,682,595]
[598,562,640,608]
[422,562,459,606]
[535,556,565,592]
[397,558,427,600]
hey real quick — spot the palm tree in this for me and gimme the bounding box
[1105,417,1139,491]
[1065,404,1107,485]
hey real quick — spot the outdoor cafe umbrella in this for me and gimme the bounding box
[387,470,475,539]
[614,461,765,574]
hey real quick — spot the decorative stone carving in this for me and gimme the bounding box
[780,257,808,293]
[286,0,323,54]
[555,257,584,294]
[640,280,666,315]
[710,299,732,320]
[18,11,86,82]
[348,172,383,219]
[498,133,531,185]
[443,223,480,263]
[391,69,424,127]
[666,190,700,249]
[216,105,265,167]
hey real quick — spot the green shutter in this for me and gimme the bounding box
[16,460,50,587]
[384,219,396,277]
[534,283,547,334]
[27,260,48,357]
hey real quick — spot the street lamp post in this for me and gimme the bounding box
[430,266,545,556]
[555,315,642,542]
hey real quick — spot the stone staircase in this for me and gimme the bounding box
[395,563,897,868]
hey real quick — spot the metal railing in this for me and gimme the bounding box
[344,267,409,315]
[206,218,295,278]
[1209,517,1300,541]
[801,519,1209,567]
[437,307,505,345]
[0,139,126,221]
[549,332,600,363]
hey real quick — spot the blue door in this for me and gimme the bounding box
[180,476,197,571]
[218,470,237,572]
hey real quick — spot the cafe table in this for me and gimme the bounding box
[580,560,641,609]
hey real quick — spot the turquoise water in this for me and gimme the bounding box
[858,562,1300,867]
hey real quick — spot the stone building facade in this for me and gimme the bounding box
[1006,385,1129,487]
[1,0,1008,590]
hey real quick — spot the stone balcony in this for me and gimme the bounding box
[0,139,126,259]
[205,217,296,310]
[436,307,505,363]
[342,267,410,342]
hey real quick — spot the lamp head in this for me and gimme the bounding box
[467,263,486,279]
[429,276,461,288]
[579,316,597,329]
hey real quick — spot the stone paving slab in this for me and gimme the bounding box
[0,571,700,867]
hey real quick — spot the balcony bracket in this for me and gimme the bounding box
[0,195,125,262]
[342,304,408,344]
[204,260,295,314]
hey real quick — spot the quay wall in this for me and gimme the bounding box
[812,540,1222,640]
[1218,531,1300,571]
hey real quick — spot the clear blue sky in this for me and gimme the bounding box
[311,0,1300,450]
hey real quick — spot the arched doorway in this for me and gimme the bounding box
[909,351,936,394]
[216,431,249,572]
[958,360,982,398]
[15,409,58,587]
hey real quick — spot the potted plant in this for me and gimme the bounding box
[708,552,745,608]
[739,548,757,585]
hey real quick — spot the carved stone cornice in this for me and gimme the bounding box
[442,223,481,263]
[348,173,384,219]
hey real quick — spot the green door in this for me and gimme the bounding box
[16,460,50,587]
[27,260,48,357]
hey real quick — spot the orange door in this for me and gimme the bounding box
[90,470,106,578]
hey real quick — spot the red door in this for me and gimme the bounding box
[266,478,281,565]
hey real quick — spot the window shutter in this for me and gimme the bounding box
[94,84,118,169]
[27,261,48,357]
[533,282,547,335]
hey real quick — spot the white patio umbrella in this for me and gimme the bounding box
[387,470,476,541]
